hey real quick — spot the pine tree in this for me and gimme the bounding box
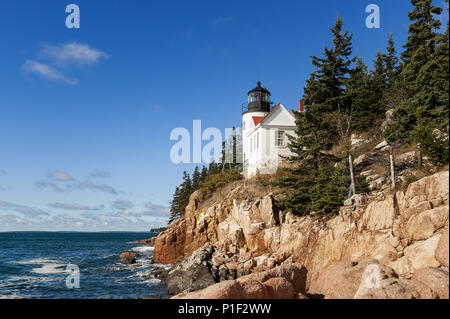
[208,160,220,175]
[177,171,193,217]
[276,108,337,215]
[401,0,443,63]
[384,33,399,88]
[348,57,384,131]
[307,17,356,139]
[168,186,182,225]
[192,166,201,190]
[385,0,447,150]
[200,165,208,183]
[276,17,355,216]
[372,50,387,89]
[410,1,449,165]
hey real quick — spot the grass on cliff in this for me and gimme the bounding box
[198,171,285,210]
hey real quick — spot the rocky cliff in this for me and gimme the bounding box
[153,170,449,298]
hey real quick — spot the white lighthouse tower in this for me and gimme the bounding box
[242,82,272,177]
[241,82,297,178]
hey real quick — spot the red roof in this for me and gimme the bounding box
[251,104,281,127]
[252,116,266,126]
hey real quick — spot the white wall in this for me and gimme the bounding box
[242,105,297,178]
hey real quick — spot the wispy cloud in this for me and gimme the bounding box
[37,180,119,194]
[47,170,74,182]
[22,60,78,85]
[89,170,111,178]
[36,170,119,195]
[35,180,70,192]
[112,199,134,210]
[47,202,105,211]
[143,202,170,217]
[76,180,118,195]
[0,200,50,218]
[22,42,108,85]
[40,42,109,65]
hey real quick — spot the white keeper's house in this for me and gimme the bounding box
[242,82,300,178]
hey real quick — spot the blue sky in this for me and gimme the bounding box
[0,0,448,231]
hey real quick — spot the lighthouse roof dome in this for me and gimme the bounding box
[248,82,271,95]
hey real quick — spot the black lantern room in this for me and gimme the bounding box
[245,82,271,114]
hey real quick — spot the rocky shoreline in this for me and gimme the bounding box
[133,170,449,299]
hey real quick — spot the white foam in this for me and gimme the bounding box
[143,278,161,285]
[130,246,154,254]
[31,263,68,275]
[0,292,26,299]
[132,270,152,278]
[10,258,60,265]
[151,263,172,270]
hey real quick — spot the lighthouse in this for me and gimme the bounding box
[241,82,297,178]
[242,82,271,128]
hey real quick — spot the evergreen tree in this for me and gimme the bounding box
[308,17,356,138]
[372,50,387,89]
[208,160,220,175]
[192,166,201,190]
[168,186,182,224]
[276,17,356,216]
[348,57,384,131]
[276,108,337,214]
[401,0,443,63]
[385,0,448,160]
[200,165,208,183]
[177,171,193,217]
[384,33,399,88]
[410,1,449,164]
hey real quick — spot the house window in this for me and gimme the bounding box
[276,130,285,147]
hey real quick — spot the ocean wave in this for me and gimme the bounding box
[150,263,172,270]
[6,275,58,283]
[143,278,161,285]
[132,270,153,278]
[9,257,69,275]
[0,292,27,299]
[31,263,68,275]
[130,246,154,254]
[10,258,60,265]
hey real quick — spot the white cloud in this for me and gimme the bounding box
[47,202,104,211]
[143,202,170,217]
[47,170,74,182]
[22,60,78,85]
[41,42,109,65]
[0,200,50,218]
[76,180,118,194]
[35,180,70,192]
[36,170,119,194]
[112,199,134,210]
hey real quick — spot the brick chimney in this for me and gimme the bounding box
[298,99,304,112]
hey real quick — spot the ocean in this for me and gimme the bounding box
[0,232,168,299]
